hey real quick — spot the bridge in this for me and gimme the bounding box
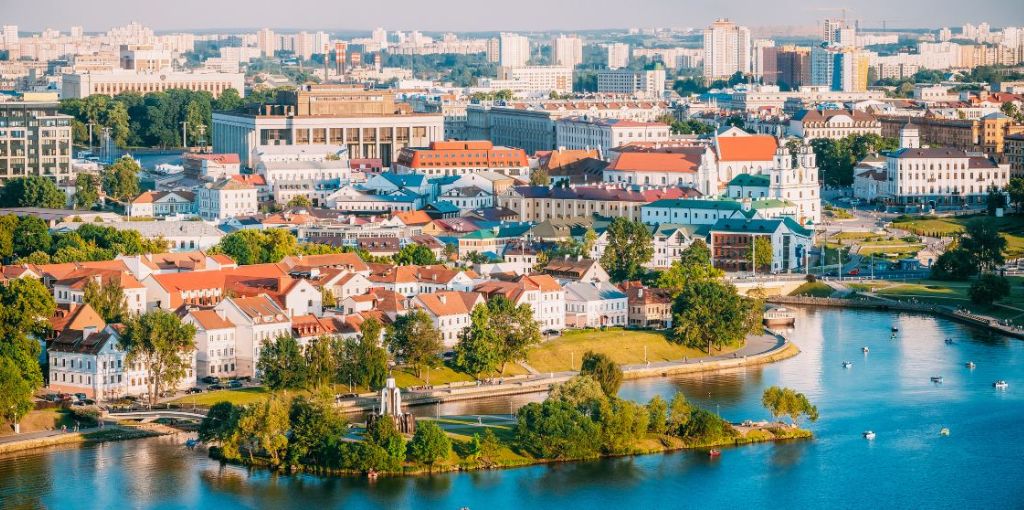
[106,410,207,423]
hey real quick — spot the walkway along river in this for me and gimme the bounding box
[1,306,1022,509]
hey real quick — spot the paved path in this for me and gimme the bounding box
[0,425,99,445]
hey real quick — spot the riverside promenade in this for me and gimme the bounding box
[336,331,797,415]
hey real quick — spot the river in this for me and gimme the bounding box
[2,307,1023,509]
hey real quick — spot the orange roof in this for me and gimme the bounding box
[227,295,289,323]
[185,153,240,164]
[520,274,562,292]
[393,210,433,226]
[151,264,288,309]
[35,260,130,281]
[49,303,105,335]
[415,291,481,317]
[607,151,701,173]
[397,140,528,169]
[189,309,235,330]
[716,135,778,162]
[291,314,340,338]
[54,268,144,291]
[231,174,267,186]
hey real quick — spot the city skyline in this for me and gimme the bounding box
[6,0,1024,33]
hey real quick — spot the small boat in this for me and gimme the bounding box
[708,449,721,457]
[842,361,854,368]
[367,469,379,480]
[965,362,976,369]
[763,306,796,327]
[185,439,198,450]
[891,327,899,332]
[931,376,944,383]
[993,380,1009,389]
[944,338,955,345]
[862,346,870,354]
[863,430,876,440]
[939,427,950,436]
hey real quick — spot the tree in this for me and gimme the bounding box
[82,277,129,323]
[365,412,406,470]
[387,309,443,377]
[392,243,438,266]
[761,386,819,425]
[453,304,500,377]
[515,399,601,459]
[670,279,759,354]
[987,186,1007,215]
[487,295,542,373]
[0,214,17,260]
[0,176,65,208]
[581,228,598,256]
[214,88,245,111]
[666,392,692,435]
[580,351,623,396]
[931,244,976,281]
[102,156,141,202]
[646,395,668,434]
[198,401,240,444]
[287,395,348,467]
[959,218,1006,273]
[752,236,774,271]
[407,420,452,468]
[305,336,337,390]
[1008,177,1024,213]
[600,217,653,281]
[600,398,649,454]
[257,335,308,390]
[354,318,389,390]
[286,195,311,208]
[529,167,549,186]
[0,278,56,421]
[120,309,196,406]
[969,273,1011,305]
[104,101,131,148]
[236,397,290,465]
[74,173,101,210]
[0,357,35,433]
[320,287,337,308]
[656,239,723,295]
[12,216,52,257]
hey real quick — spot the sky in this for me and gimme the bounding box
[4,0,1024,33]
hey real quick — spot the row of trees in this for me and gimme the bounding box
[0,215,167,264]
[199,394,454,472]
[60,88,245,148]
[257,318,390,392]
[930,218,1012,306]
[810,134,899,187]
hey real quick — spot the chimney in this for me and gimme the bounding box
[438,294,447,305]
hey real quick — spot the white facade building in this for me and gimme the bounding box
[197,178,258,220]
[564,281,628,329]
[703,19,751,79]
[551,34,583,68]
[555,118,671,157]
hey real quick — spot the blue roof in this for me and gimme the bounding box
[381,172,427,188]
[429,175,461,186]
[426,201,460,214]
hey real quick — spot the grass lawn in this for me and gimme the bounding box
[392,362,528,388]
[834,231,878,242]
[789,281,834,298]
[858,244,925,257]
[525,328,721,373]
[170,387,272,406]
[433,415,518,442]
[0,408,76,436]
[892,218,964,237]
[872,278,1024,321]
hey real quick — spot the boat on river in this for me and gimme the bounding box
[863,431,876,440]
[842,361,854,368]
[966,362,976,369]
[931,376,944,383]
[763,307,796,327]
[993,380,1009,389]
[945,338,955,345]
[862,346,869,354]
[708,449,721,457]
[891,326,899,332]
[940,428,950,436]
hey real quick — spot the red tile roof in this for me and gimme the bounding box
[716,135,778,162]
[607,150,702,173]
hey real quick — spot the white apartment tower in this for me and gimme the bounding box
[702,19,751,80]
[499,33,530,67]
[552,34,583,68]
[257,28,277,57]
[607,43,630,69]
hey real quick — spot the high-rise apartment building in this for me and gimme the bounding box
[751,39,775,80]
[551,34,583,68]
[832,49,871,92]
[606,43,630,69]
[499,33,530,67]
[371,27,388,46]
[0,94,74,184]
[774,46,811,89]
[257,28,276,57]
[702,19,751,80]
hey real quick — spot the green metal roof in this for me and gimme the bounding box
[727,174,770,187]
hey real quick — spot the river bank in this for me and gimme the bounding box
[0,424,165,455]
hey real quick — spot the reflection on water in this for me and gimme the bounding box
[1,307,1023,509]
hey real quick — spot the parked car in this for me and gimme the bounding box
[228,380,243,389]
[74,393,87,401]
[201,376,221,385]
[185,387,203,394]
[848,268,861,276]
[206,384,224,391]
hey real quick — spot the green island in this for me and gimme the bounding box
[197,360,817,477]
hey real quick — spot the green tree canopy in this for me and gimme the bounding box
[83,277,129,323]
[656,239,723,295]
[0,176,65,209]
[453,304,501,377]
[386,309,443,377]
[102,156,141,202]
[407,420,452,467]
[120,309,196,405]
[392,243,438,266]
[74,173,101,210]
[761,386,820,425]
[670,279,760,354]
[969,273,1011,305]
[600,217,653,282]
[579,351,623,397]
[257,335,309,390]
[487,295,542,373]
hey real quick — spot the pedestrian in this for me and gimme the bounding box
[61,424,67,433]
[74,421,79,433]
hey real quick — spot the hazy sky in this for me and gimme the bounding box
[5,0,1024,33]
